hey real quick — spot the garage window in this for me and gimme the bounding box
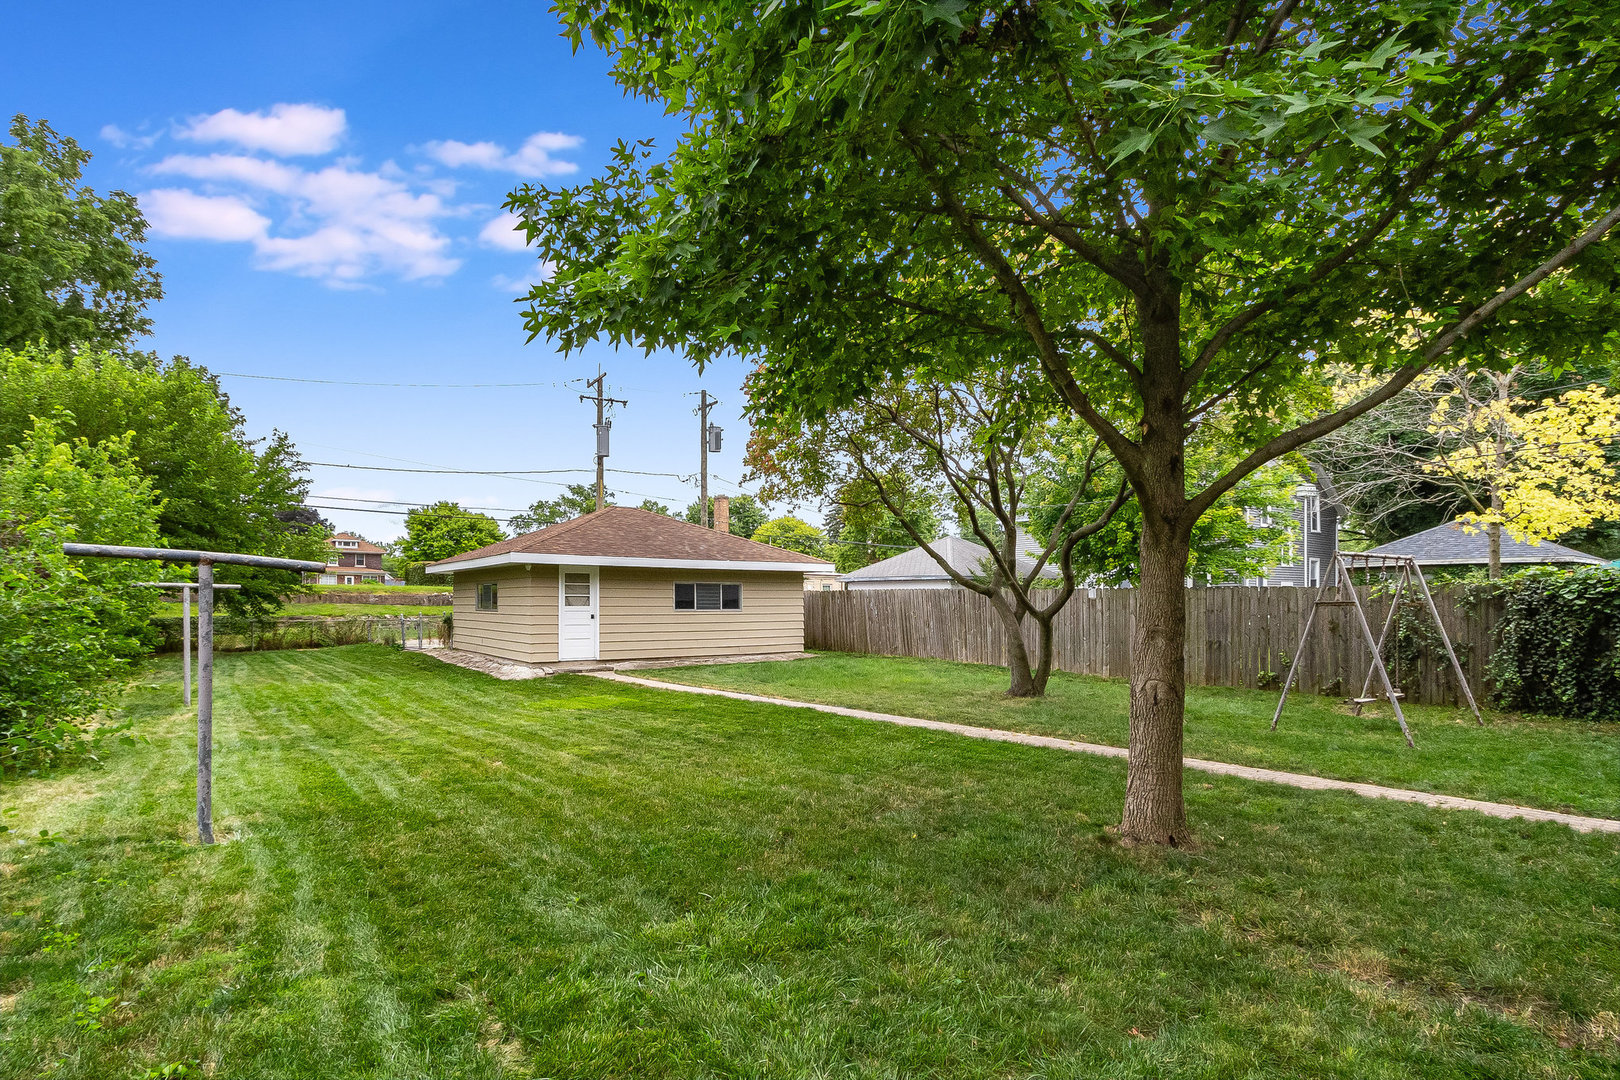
[674,582,741,611]
[477,582,498,611]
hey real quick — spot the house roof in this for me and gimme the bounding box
[1364,521,1606,567]
[327,532,385,554]
[840,535,1043,583]
[424,506,834,574]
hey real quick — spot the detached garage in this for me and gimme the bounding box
[425,506,834,665]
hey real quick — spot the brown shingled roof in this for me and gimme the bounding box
[328,532,386,554]
[426,506,829,569]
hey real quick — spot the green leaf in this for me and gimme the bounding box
[1109,127,1154,163]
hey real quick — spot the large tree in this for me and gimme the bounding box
[683,494,768,538]
[751,369,1128,695]
[1,418,161,771]
[1314,363,1620,574]
[0,347,323,614]
[1,116,161,353]
[751,515,829,558]
[511,483,610,532]
[396,502,506,564]
[516,1,1620,844]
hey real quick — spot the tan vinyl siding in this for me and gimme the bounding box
[598,567,804,661]
[450,567,558,663]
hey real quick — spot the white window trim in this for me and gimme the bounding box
[1304,494,1322,533]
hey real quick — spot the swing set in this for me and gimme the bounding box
[1270,552,1482,747]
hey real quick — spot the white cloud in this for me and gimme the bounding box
[141,189,269,242]
[421,131,582,177]
[101,123,160,150]
[478,211,529,252]
[177,103,347,156]
[147,152,461,285]
[490,262,555,294]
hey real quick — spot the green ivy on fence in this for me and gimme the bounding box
[1488,567,1620,721]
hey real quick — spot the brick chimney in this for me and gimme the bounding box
[712,495,730,534]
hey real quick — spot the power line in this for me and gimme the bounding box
[312,495,534,513]
[306,461,585,476]
[220,372,579,389]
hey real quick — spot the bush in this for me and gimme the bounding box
[0,418,161,772]
[1488,566,1620,720]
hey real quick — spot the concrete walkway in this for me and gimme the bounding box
[590,671,1620,836]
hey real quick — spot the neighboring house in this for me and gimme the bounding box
[424,506,834,664]
[1363,521,1607,569]
[840,535,1041,591]
[804,573,844,592]
[314,532,387,585]
[1241,476,1342,588]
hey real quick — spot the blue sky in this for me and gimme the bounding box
[2,1,767,541]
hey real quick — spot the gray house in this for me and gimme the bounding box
[1364,521,1606,569]
[1241,477,1343,588]
[841,535,1041,590]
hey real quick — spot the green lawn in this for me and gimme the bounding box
[653,653,1620,820]
[1,647,1616,1078]
[155,601,449,618]
[304,583,450,597]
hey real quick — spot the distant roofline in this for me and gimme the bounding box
[426,552,831,574]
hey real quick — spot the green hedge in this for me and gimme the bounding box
[149,613,452,654]
[1489,567,1620,721]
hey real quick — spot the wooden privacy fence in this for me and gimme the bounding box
[804,586,1502,706]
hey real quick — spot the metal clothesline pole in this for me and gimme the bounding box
[136,582,242,708]
[71,546,325,844]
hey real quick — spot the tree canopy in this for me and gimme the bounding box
[683,494,767,538]
[1314,361,1620,572]
[396,502,506,564]
[1,417,161,771]
[751,516,828,558]
[515,0,1620,843]
[1,116,160,353]
[511,483,610,532]
[0,347,323,614]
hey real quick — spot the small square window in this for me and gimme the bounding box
[477,582,498,611]
[721,584,741,610]
[327,555,340,566]
[674,583,695,610]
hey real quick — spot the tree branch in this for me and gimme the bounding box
[1185,199,1620,521]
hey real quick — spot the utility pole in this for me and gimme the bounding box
[579,369,628,512]
[697,390,721,528]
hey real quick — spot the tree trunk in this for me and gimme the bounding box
[1120,516,1193,844]
[992,597,1040,697]
[1487,521,1502,580]
[1118,280,1193,845]
[1029,611,1056,696]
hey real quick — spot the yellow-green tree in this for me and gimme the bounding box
[1318,366,1620,576]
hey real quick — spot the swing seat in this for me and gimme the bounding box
[1352,692,1403,704]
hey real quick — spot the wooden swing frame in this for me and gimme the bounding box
[1270,552,1482,747]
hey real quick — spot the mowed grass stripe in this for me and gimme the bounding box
[0,646,1614,1079]
[654,652,1620,818]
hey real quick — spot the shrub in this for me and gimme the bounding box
[1488,566,1620,720]
[0,418,161,772]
